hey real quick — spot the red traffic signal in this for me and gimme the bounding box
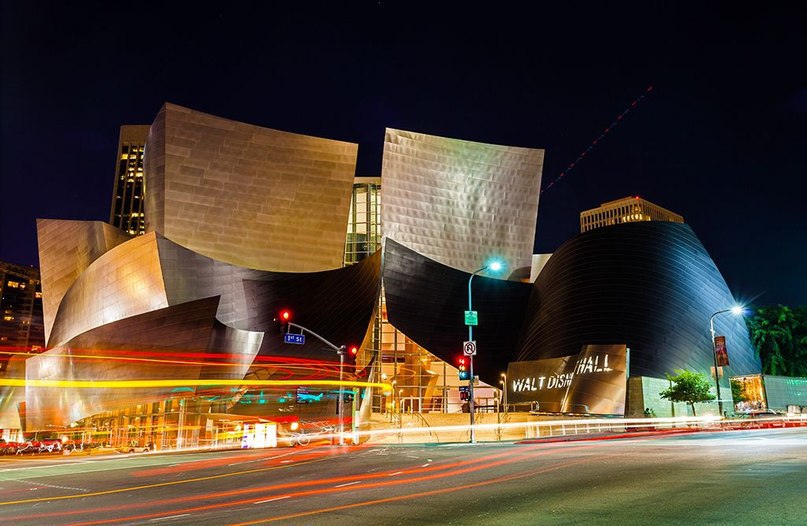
[457,356,470,381]
[276,309,292,333]
[345,345,359,366]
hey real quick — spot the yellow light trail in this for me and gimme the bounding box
[0,379,392,390]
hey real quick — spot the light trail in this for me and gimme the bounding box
[0,378,392,391]
[14,444,597,524]
[0,448,336,507]
[66,447,599,525]
[234,457,597,525]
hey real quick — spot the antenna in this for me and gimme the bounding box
[541,85,654,195]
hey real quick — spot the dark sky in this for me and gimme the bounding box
[1,1,805,306]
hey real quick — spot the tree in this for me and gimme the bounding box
[730,378,750,405]
[746,305,807,376]
[659,370,715,417]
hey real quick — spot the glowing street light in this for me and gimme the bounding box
[466,259,504,444]
[709,305,746,416]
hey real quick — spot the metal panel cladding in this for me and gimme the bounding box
[383,238,533,387]
[517,221,762,378]
[144,103,359,272]
[24,297,229,429]
[381,129,544,273]
[46,232,169,349]
[36,219,132,344]
[506,344,628,415]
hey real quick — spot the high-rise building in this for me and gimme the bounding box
[580,196,684,233]
[109,125,150,236]
[0,261,44,370]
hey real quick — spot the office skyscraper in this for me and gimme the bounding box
[0,261,44,370]
[109,125,150,235]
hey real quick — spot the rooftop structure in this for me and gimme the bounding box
[580,196,684,233]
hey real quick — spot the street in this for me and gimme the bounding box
[1,428,805,525]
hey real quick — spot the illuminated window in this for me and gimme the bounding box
[6,280,19,288]
[3,315,13,321]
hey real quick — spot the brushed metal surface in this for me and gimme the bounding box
[382,238,533,387]
[47,232,169,349]
[506,345,628,415]
[28,229,379,428]
[381,128,544,274]
[36,219,132,344]
[24,297,224,429]
[517,221,761,378]
[145,103,358,272]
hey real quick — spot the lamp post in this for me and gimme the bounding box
[283,320,348,445]
[500,372,508,414]
[337,346,345,445]
[709,305,745,417]
[467,261,502,444]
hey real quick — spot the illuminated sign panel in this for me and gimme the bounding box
[714,335,729,367]
[506,344,628,415]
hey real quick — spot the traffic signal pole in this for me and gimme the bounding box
[284,321,348,445]
[467,270,481,444]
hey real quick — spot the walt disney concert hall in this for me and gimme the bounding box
[2,103,760,447]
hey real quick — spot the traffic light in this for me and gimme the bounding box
[457,356,470,381]
[275,309,292,333]
[459,386,470,401]
[345,345,359,366]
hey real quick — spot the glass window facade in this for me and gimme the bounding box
[109,125,150,236]
[344,179,491,416]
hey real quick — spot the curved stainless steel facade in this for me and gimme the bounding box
[517,221,761,378]
[36,219,132,344]
[15,103,760,432]
[381,128,544,274]
[25,221,381,429]
[382,223,761,386]
[145,103,358,272]
[382,238,533,386]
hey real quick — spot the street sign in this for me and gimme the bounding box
[463,340,477,356]
[283,333,305,345]
[464,310,478,326]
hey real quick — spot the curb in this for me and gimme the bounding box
[516,428,703,444]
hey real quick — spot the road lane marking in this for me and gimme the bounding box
[6,479,89,492]
[389,471,403,476]
[334,480,361,488]
[0,455,330,506]
[254,496,291,504]
[148,513,190,522]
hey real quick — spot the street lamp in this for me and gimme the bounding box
[337,345,345,445]
[500,372,508,413]
[709,305,745,417]
[467,260,503,444]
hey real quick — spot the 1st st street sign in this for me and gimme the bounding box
[283,333,305,345]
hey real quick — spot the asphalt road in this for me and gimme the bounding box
[0,428,805,525]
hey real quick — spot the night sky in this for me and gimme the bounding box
[1,1,805,306]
